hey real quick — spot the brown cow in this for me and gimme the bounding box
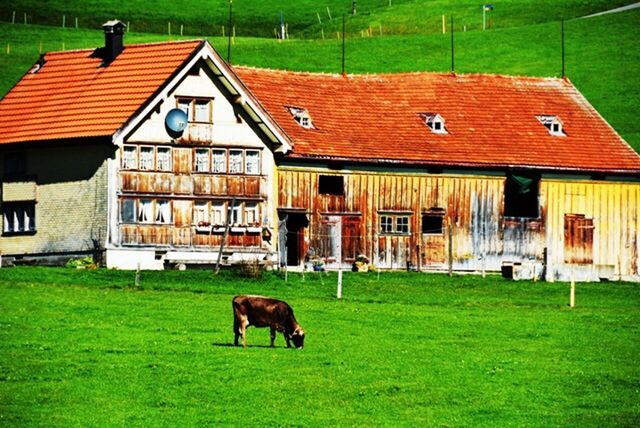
[232,295,305,348]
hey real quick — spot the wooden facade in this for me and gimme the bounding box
[278,167,640,281]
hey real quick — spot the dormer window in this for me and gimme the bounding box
[537,115,566,137]
[288,106,314,129]
[421,113,448,134]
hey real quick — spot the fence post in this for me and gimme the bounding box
[134,262,141,287]
[448,224,453,276]
[337,270,343,298]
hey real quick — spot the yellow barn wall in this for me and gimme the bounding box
[541,180,640,281]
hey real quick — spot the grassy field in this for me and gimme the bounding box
[0,267,639,426]
[0,0,629,38]
[1,8,638,152]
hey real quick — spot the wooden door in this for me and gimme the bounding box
[564,214,594,264]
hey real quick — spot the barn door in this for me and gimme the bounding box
[564,214,594,264]
[281,212,308,267]
[341,216,362,265]
[320,216,341,269]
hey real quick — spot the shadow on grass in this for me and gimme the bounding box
[211,342,292,349]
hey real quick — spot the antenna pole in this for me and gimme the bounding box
[450,15,455,73]
[341,15,346,75]
[561,19,565,78]
[227,0,233,63]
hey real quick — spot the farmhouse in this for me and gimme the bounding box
[1,22,639,281]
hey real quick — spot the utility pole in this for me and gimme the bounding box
[341,15,346,75]
[227,0,233,63]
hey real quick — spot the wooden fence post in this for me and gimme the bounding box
[448,224,453,276]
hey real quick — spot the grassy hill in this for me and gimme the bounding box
[1,8,638,152]
[0,0,632,38]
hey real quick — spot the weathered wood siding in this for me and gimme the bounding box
[542,180,640,280]
[111,64,278,258]
[279,168,517,271]
[279,168,640,280]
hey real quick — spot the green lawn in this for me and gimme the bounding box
[1,267,639,426]
[0,0,629,38]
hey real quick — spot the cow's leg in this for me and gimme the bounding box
[270,326,276,347]
[233,318,240,346]
[238,315,249,348]
[284,333,291,348]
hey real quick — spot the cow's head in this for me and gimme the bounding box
[291,328,305,349]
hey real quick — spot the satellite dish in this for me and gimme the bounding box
[165,108,188,137]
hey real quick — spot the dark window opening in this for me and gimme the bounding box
[504,174,540,218]
[4,152,27,178]
[3,201,36,234]
[422,209,444,234]
[120,199,136,223]
[319,175,344,196]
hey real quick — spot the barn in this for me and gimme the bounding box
[1,21,639,280]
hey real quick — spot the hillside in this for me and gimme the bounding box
[0,0,632,38]
[0,8,638,153]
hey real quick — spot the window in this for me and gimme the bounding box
[155,200,171,224]
[194,201,209,226]
[245,150,260,175]
[420,113,448,134]
[177,97,213,123]
[229,150,243,174]
[244,203,259,225]
[230,202,242,225]
[422,209,445,234]
[2,201,36,234]
[120,199,136,223]
[177,99,192,120]
[157,147,171,171]
[138,199,153,223]
[288,106,314,129]
[380,215,393,234]
[139,147,154,170]
[4,152,27,178]
[379,214,411,235]
[194,100,211,123]
[536,115,566,137]
[212,202,226,225]
[504,174,540,218]
[122,199,172,224]
[194,149,210,172]
[122,146,137,169]
[396,216,409,233]
[212,149,226,173]
[319,175,344,196]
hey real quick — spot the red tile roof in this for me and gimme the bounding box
[0,40,202,145]
[235,67,640,173]
[1,38,638,174]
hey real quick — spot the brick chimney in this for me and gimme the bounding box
[102,20,126,64]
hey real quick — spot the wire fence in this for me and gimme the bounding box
[0,4,492,41]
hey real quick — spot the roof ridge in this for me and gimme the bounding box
[232,65,568,82]
[44,38,203,56]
